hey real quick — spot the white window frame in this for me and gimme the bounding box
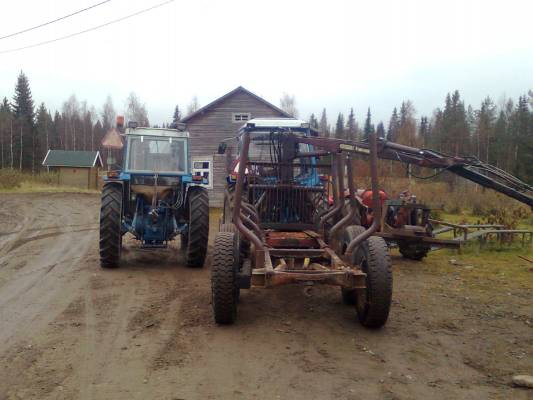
[191,156,213,189]
[232,112,251,123]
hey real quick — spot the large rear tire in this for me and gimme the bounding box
[185,186,209,268]
[211,231,239,324]
[356,236,393,328]
[99,183,123,268]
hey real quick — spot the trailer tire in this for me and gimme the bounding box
[220,223,249,262]
[341,225,366,305]
[99,183,123,268]
[211,231,239,324]
[356,236,392,329]
[185,186,209,268]
[222,184,251,256]
[399,242,429,261]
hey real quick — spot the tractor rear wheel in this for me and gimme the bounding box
[99,183,123,268]
[185,186,209,268]
[355,236,392,329]
[399,242,430,261]
[341,225,366,305]
[211,231,239,324]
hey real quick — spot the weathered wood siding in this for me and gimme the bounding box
[58,167,90,188]
[88,167,100,189]
[186,91,287,207]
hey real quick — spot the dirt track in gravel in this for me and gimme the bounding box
[0,192,531,400]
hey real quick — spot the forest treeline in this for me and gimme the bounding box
[1,71,532,183]
[0,71,152,173]
[307,90,533,183]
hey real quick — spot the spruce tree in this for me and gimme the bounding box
[475,97,496,163]
[13,71,34,122]
[335,113,345,139]
[363,108,374,139]
[0,98,12,168]
[513,95,532,180]
[36,103,50,162]
[493,110,508,169]
[346,108,357,141]
[309,113,319,130]
[387,107,399,141]
[319,108,329,138]
[12,71,35,171]
[376,121,385,138]
[419,116,429,146]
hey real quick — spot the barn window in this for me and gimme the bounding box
[232,113,251,123]
[192,157,213,189]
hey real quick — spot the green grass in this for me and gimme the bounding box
[420,247,533,293]
[0,169,99,194]
[0,181,99,194]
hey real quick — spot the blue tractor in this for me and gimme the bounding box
[99,122,209,268]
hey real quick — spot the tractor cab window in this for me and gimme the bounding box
[127,136,187,173]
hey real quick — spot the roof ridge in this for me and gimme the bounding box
[181,86,292,123]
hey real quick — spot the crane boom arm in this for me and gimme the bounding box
[296,135,533,208]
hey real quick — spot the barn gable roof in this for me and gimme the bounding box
[42,150,103,168]
[181,86,292,123]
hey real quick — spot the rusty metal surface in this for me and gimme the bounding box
[329,154,359,246]
[265,231,317,249]
[228,128,384,292]
[345,133,381,255]
[319,154,342,235]
[377,232,460,248]
[232,131,265,254]
[268,248,326,257]
[251,269,366,288]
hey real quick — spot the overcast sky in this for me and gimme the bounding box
[0,0,532,126]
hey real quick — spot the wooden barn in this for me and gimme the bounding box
[42,150,103,189]
[182,86,292,207]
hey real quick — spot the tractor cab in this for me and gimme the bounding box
[124,127,189,176]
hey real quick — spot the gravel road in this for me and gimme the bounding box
[0,193,530,400]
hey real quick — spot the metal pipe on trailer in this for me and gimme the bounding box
[345,132,381,256]
[232,130,267,268]
[318,153,343,236]
[329,153,359,246]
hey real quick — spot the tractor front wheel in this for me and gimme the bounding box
[185,186,209,268]
[211,231,239,324]
[99,183,123,268]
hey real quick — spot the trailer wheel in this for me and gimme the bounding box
[356,236,393,329]
[99,183,123,268]
[341,225,366,305]
[185,186,209,268]
[222,184,251,256]
[211,231,239,324]
[399,242,430,261]
[219,223,249,261]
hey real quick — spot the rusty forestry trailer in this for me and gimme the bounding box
[212,119,392,328]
